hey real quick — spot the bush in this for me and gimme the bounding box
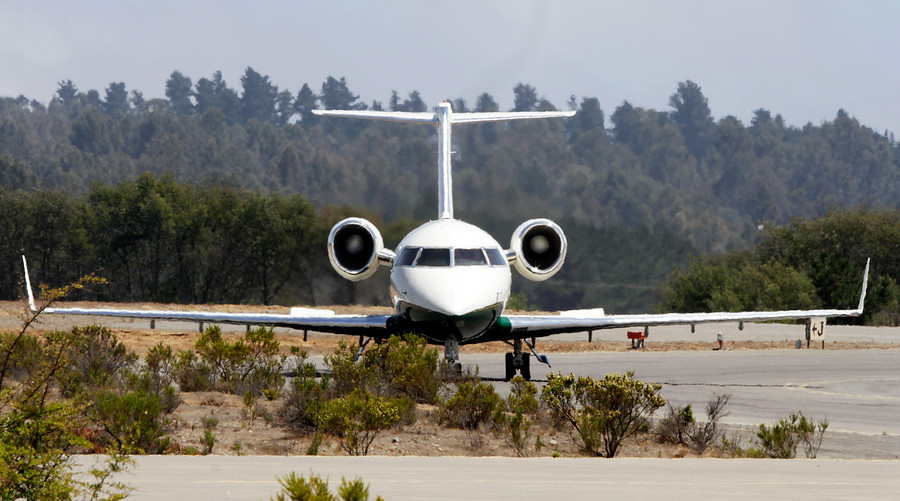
[755,411,828,458]
[364,334,445,404]
[687,393,731,454]
[656,394,731,455]
[321,388,403,456]
[327,334,446,404]
[441,378,502,431]
[91,389,171,454]
[281,349,331,434]
[272,471,384,501]
[0,274,130,500]
[576,372,665,457]
[497,376,540,457]
[543,371,665,457]
[171,349,212,392]
[194,325,286,395]
[0,330,42,383]
[541,372,578,430]
[655,403,695,445]
[57,324,138,395]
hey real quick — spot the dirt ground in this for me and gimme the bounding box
[1,300,890,458]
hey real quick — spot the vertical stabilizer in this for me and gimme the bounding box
[313,105,575,220]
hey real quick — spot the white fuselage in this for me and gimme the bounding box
[389,219,511,341]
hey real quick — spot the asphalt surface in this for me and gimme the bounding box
[74,455,900,500]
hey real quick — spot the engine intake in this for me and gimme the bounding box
[328,218,387,281]
[510,219,567,281]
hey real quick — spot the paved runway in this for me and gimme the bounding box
[75,455,900,500]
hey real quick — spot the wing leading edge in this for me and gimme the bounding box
[505,258,870,337]
[23,256,389,336]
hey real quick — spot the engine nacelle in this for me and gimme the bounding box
[510,218,567,281]
[328,218,388,281]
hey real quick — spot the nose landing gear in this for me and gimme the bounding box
[504,338,550,381]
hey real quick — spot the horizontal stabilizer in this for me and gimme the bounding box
[312,108,576,125]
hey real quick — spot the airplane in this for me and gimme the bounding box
[22,101,870,381]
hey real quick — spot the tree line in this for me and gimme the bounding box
[2,69,900,312]
[661,207,900,325]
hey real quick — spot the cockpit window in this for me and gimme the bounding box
[485,248,507,266]
[454,248,488,266]
[415,248,451,267]
[395,247,420,266]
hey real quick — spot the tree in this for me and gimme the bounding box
[195,71,241,121]
[240,67,279,123]
[55,80,79,108]
[293,83,318,124]
[669,80,714,159]
[567,96,604,142]
[103,82,130,115]
[320,76,363,110]
[513,83,539,111]
[475,93,498,112]
[165,71,194,115]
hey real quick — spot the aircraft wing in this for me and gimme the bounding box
[39,305,392,336]
[21,256,391,336]
[505,258,870,338]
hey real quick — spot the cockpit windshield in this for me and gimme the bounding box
[415,248,451,267]
[394,247,507,268]
[454,248,488,266]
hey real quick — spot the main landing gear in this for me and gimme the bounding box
[504,338,550,382]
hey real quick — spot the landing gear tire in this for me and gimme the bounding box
[504,352,532,382]
[504,353,515,381]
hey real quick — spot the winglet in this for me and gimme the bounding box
[22,255,36,312]
[857,258,870,314]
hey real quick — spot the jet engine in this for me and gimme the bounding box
[509,218,567,281]
[327,217,388,281]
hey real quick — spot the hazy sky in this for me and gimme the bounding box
[2,1,899,134]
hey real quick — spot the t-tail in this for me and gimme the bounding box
[313,103,575,220]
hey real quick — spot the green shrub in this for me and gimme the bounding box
[363,334,445,404]
[327,334,446,404]
[91,389,171,454]
[194,325,286,395]
[0,330,43,383]
[543,371,665,457]
[441,379,502,430]
[655,403,695,445]
[576,372,665,457]
[281,349,331,434]
[321,388,403,456]
[541,372,578,430]
[272,471,334,501]
[171,349,212,392]
[497,376,540,457]
[755,411,828,459]
[145,342,176,391]
[507,375,540,415]
[271,471,384,501]
[58,324,138,395]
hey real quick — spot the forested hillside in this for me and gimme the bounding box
[1,68,898,312]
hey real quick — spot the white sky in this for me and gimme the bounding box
[2,0,899,134]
